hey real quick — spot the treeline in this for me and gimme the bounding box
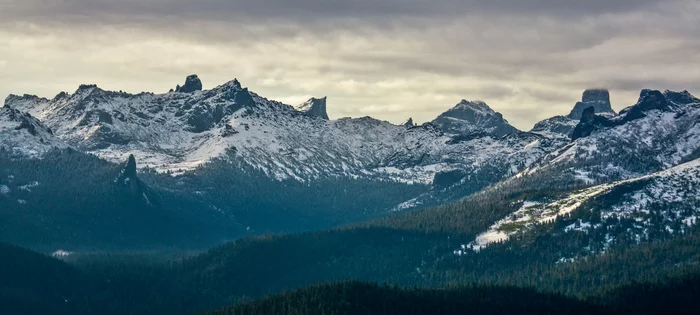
[210,277,700,315]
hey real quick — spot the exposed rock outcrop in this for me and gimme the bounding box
[571,89,688,140]
[233,88,255,107]
[568,89,615,120]
[297,97,329,120]
[571,107,615,140]
[176,75,203,93]
[116,154,157,206]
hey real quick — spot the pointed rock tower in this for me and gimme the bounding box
[116,154,156,206]
[124,154,137,179]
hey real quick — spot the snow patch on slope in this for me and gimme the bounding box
[458,158,700,253]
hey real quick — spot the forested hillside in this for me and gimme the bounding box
[206,282,601,315]
[208,278,700,315]
[0,149,425,250]
[4,239,700,315]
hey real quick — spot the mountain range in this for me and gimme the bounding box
[4,74,554,185]
[2,75,699,251]
[2,74,700,315]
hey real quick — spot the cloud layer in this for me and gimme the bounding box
[1,0,698,129]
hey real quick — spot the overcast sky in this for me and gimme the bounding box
[1,0,698,129]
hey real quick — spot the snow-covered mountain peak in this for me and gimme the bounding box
[569,89,695,141]
[453,100,494,114]
[431,99,519,137]
[296,97,329,120]
[4,94,49,112]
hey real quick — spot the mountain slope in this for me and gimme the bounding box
[462,157,700,252]
[0,106,66,157]
[530,115,579,139]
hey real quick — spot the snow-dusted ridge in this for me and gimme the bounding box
[451,89,700,254]
[521,89,700,184]
[3,76,563,186]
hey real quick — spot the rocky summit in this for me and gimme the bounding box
[568,89,615,120]
[175,75,203,93]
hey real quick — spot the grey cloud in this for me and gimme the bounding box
[1,0,699,131]
[607,79,700,95]
[4,0,666,23]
